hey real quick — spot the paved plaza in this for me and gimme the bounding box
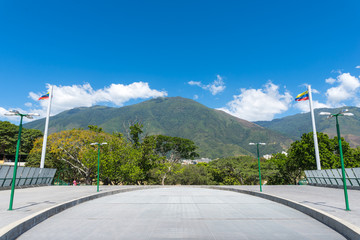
[220,185,360,227]
[17,187,345,240]
[0,185,359,239]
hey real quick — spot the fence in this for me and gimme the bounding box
[304,168,360,188]
[0,165,57,188]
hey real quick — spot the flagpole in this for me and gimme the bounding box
[40,85,53,169]
[308,85,321,170]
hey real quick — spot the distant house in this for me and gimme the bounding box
[181,158,212,165]
[263,151,288,160]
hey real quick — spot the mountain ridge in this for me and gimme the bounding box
[23,97,291,158]
[255,106,360,147]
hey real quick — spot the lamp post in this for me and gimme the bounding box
[320,109,353,211]
[5,110,39,210]
[249,142,266,192]
[90,142,107,192]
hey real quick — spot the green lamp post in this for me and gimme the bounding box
[5,110,39,210]
[90,142,107,192]
[320,109,353,211]
[249,142,266,192]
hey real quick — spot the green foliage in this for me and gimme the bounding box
[287,132,359,170]
[0,121,18,155]
[144,134,200,185]
[0,121,43,159]
[268,132,360,185]
[151,135,199,161]
[129,123,143,148]
[27,129,110,184]
[208,156,276,185]
[29,123,279,186]
[267,153,298,185]
[88,125,103,133]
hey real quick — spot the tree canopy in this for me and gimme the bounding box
[268,132,360,184]
[0,121,43,160]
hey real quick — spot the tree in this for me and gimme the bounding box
[27,129,110,184]
[351,147,360,168]
[88,125,103,133]
[268,132,360,185]
[208,156,276,185]
[287,132,358,170]
[27,126,161,185]
[0,121,43,160]
[0,121,17,157]
[267,153,298,185]
[20,128,43,154]
[147,135,199,185]
[101,133,145,185]
[170,163,215,185]
[129,123,144,148]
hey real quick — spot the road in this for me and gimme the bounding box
[18,187,345,240]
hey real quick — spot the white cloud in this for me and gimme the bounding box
[331,69,343,74]
[311,88,320,94]
[295,100,329,112]
[355,66,360,69]
[325,78,336,84]
[219,81,293,121]
[193,94,199,100]
[188,81,202,87]
[0,107,8,121]
[207,75,226,95]
[188,75,226,95]
[27,82,167,117]
[325,73,360,106]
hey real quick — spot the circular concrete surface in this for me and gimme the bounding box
[18,187,345,240]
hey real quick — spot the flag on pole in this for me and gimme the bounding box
[295,91,309,101]
[40,86,53,169]
[38,92,50,100]
[295,86,321,170]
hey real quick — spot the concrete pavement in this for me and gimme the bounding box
[218,185,360,227]
[18,187,346,240]
[0,185,359,239]
[0,185,152,240]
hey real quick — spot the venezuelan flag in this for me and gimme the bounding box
[38,92,49,100]
[295,91,309,101]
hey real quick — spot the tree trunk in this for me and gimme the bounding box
[161,165,172,185]
[85,171,92,185]
[161,173,167,185]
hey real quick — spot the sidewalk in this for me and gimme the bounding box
[0,185,359,239]
[219,185,360,227]
[0,185,141,230]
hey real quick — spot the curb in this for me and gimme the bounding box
[0,186,154,240]
[205,186,360,240]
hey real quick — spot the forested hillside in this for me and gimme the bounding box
[255,106,360,147]
[24,97,292,158]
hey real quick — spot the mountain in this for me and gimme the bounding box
[23,97,292,158]
[255,106,360,147]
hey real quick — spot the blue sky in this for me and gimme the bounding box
[1,0,360,123]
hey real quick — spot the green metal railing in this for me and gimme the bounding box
[304,168,360,187]
[0,165,57,188]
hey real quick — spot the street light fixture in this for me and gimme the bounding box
[5,110,39,210]
[90,142,107,192]
[249,142,266,192]
[319,109,352,211]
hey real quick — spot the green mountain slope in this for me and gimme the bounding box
[255,106,360,147]
[24,97,292,158]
